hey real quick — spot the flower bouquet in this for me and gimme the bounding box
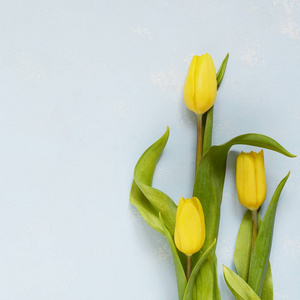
[129,53,295,299]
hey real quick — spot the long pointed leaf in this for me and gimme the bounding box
[234,210,252,281]
[217,53,229,89]
[130,127,177,235]
[223,265,261,300]
[248,172,290,296]
[259,213,273,300]
[183,240,216,300]
[159,213,187,300]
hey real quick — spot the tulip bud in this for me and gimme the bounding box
[184,54,217,115]
[236,150,267,211]
[174,197,206,256]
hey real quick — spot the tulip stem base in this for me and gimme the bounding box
[186,255,192,281]
[251,210,258,254]
[196,114,203,175]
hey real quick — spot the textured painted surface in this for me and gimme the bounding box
[0,0,299,299]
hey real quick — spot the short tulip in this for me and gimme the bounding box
[174,197,205,256]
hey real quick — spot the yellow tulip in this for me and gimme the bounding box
[184,54,217,115]
[236,150,267,210]
[174,197,206,256]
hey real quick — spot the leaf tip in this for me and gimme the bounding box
[222,265,228,274]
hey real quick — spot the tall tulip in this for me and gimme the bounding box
[184,54,217,172]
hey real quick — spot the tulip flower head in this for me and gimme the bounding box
[184,54,217,115]
[174,197,206,256]
[236,150,267,211]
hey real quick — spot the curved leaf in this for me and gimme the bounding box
[223,265,261,300]
[159,213,187,300]
[130,180,163,234]
[183,240,216,300]
[129,127,177,235]
[248,172,290,296]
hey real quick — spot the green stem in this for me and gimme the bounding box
[251,210,258,254]
[196,114,203,175]
[186,255,192,281]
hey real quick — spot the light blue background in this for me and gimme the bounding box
[0,1,299,299]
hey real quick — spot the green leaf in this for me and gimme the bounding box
[212,256,221,300]
[129,127,177,235]
[130,180,164,234]
[183,240,216,300]
[248,172,290,296]
[223,265,261,300]
[258,213,273,300]
[159,213,187,300]
[193,134,294,297]
[192,256,221,300]
[202,53,229,155]
[234,210,252,281]
[202,107,214,156]
[217,53,229,88]
[261,262,273,300]
[233,212,273,299]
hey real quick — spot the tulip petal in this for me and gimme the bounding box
[194,54,217,114]
[184,56,197,113]
[254,150,267,208]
